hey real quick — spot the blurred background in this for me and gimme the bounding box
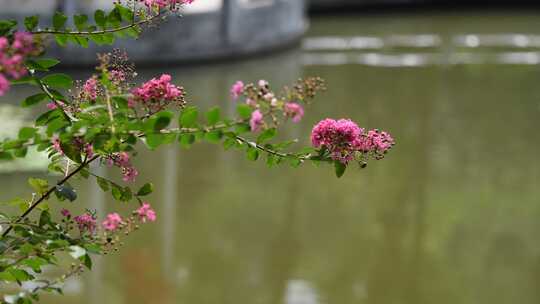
[2,0,540,303]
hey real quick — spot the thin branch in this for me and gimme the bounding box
[1,155,100,238]
[30,13,162,36]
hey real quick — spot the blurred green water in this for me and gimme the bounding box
[2,10,540,304]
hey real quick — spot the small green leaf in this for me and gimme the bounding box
[34,58,60,69]
[179,106,198,127]
[74,14,88,31]
[28,178,48,194]
[21,93,47,107]
[59,141,83,163]
[257,128,276,143]
[206,107,220,125]
[18,127,36,140]
[137,183,154,196]
[94,10,107,28]
[39,210,51,227]
[0,20,17,36]
[54,33,68,46]
[204,130,223,143]
[41,73,73,89]
[96,176,109,192]
[53,12,68,30]
[237,104,253,119]
[8,269,34,282]
[24,15,39,31]
[247,147,259,161]
[334,160,346,178]
[179,134,195,148]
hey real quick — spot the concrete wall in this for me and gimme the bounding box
[0,0,307,65]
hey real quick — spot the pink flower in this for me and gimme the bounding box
[357,129,395,159]
[61,208,71,217]
[46,102,58,110]
[249,109,264,132]
[0,37,8,51]
[258,79,268,87]
[122,166,139,183]
[74,213,97,234]
[0,73,9,96]
[230,81,244,100]
[83,77,98,100]
[245,98,257,107]
[263,92,274,102]
[136,202,157,223]
[84,143,94,158]
[284,102,304,123]
[11,32,35,55]
[108,69,126,83]
[131,74,184,111]
[102,213,124,231]
[51,136,64,155]
[311,118,363,164]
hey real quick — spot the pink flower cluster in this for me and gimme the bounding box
[107,152,139,182]
[83,77,98,101]
[129,74,184,112]
[0,32,38,96]
[136,202,157,223]
[311,118,394,164]
[250,109,264,132]
[284,102,304,123]
[230,80,244,100]
[51,136,94,158]
[74,213,97,234]
[102,213,124,231]
[99,203,156,233]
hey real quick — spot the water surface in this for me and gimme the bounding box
[2,10,540,304]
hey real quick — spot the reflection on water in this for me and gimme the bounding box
[2,11,540,304]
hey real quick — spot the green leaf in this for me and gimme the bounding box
[116,4,134,22]
[39,210,51,227]
[41,73,73,89]
[179,106,198,127]
[179,134,195,148]
[146,134,165,149]
[151,111,173,132]
[8,269,34,282]
[334,160,346,178]
[24,15,39,31]
[60,141,83,163]
[81,254,92,270]
[247,147,259,161]
[21,93,47,107]
[206,107,220,125]
[22,257,48,273]
[237,104,253,119]
[96,176,109,192]
[137,183,154,196]
[53,12,68,30]
[257,128,276,143]
[204,130,223,143]
[34,58,60,69]
[18,127,36,140]
[0,20,17,36]
[28,178,48,194]
[54,33,68,46]
[111,184,122,200]
[94,10,107,28]
[74,14,88,31]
